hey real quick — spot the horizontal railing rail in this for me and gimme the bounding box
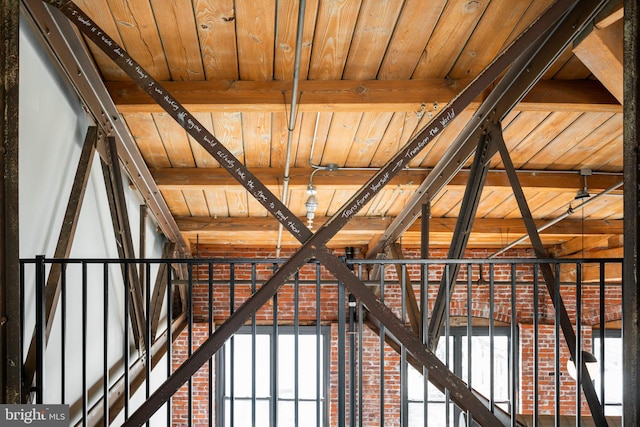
[20,256,623,427]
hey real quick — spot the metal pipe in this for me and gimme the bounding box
[276,0,307,256]
[489,180,623,258]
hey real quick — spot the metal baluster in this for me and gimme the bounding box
[103,263,109,425]
[82,261,88,425]
[533,265,539,426]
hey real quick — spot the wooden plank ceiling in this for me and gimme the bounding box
[75,0,623,256]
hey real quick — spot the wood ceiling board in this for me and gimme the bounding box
[298,112,332,167]
[500,111,583,169]
[551,54,592,80]
[342,0,403,80]
[412,0,490,79]
[269,111,291,169]
[308,0,362,80]
[161,189,190,216]
[545,114,622,170]
[449,0,532,79]
[274,0,319,80]
[490,111,552,169]
[580,195,623,220]
[522,112,613,170]
[182,189,210,217]
[475,189,514,218]
[241,112,272,167]
[542,45,574,79]
[235,0,276,80]
[429,188,465,218]
[582,132,623,172]
[204,189,230,218]
[498,0,555,50]
[74,0,129,80]
[503,189,568,220]
[123,112,171,168]
[370,112,423,167]
[320,112,363,165]
[345,112,394,166]
[152,113,196,167]
[210,112,245,163]
[149,0,204,81]
[103,0,171,80]
[573,19,623,103]
[224,188,249,217]
[188,112,219,167]
[193,0,239,80]
[377,0,446,79]
[478,192,516,219]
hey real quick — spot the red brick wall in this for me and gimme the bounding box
[169,246,621,425]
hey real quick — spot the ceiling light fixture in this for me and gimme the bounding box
[575,168,592,200]
[305,182,318,229]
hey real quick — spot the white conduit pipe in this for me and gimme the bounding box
[276,0,306,257]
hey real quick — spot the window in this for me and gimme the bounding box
[216,326,329,427]
[592,329,622,416]
[407,327,512,427]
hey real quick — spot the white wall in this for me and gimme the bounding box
[19,13,169,424]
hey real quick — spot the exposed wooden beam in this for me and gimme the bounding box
[574,19,624,103]
[176,215,623,236]
[152,167,624,193]
[107,79,621,113]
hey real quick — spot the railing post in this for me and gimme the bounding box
[35,255,46,404]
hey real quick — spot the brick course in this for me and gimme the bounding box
[170,246,621,425]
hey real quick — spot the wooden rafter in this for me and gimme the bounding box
[107,78,621,113]
[151,166,624,192]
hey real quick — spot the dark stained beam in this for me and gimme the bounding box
[493,122,607,425]
[176,215,623,237]
[623,0,640,423]
[107,79,621,114]
[386,242,421,337]
[101,136,146,351]
[0,0,20,404]
[152,167,624,193]
[149,241,175,341]
[427,134,495,350]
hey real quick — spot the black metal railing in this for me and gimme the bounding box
[20,256,623,426]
